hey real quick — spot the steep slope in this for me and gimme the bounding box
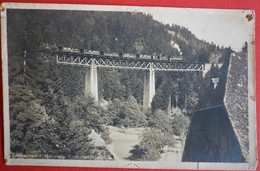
[8,9,223,108]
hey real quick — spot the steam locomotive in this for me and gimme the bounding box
[39,43,183,62]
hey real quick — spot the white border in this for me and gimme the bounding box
[1,2,257,170]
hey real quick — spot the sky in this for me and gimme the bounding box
[140,8,254,50]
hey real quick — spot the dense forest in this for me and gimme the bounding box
[7,9,234,160]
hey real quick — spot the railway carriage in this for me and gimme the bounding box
[39,43,183,62]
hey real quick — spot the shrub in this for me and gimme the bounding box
[172,114,190,136]
[129,128,175,161]
[148,109,173,133]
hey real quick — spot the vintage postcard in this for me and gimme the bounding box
[2,3,257,170]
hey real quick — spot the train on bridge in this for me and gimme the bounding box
[39,43,183,62]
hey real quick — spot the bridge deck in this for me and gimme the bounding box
[52,53,204,71]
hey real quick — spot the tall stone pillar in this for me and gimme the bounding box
[85,59,98,102]
[143,64,155,111]
[203,63,212,78]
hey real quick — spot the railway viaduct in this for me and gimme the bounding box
[42,51,206,110]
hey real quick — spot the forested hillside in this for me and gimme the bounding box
[7,9,233,160]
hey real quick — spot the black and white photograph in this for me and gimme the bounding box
[2,3,256,169]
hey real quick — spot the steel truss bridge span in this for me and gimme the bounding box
[56,54,204,72]
[41,51,206,110]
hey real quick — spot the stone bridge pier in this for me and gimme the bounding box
[143,65,155,111]
[85,60,98,102]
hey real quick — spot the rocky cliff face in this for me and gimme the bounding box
[224,52,248,161]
